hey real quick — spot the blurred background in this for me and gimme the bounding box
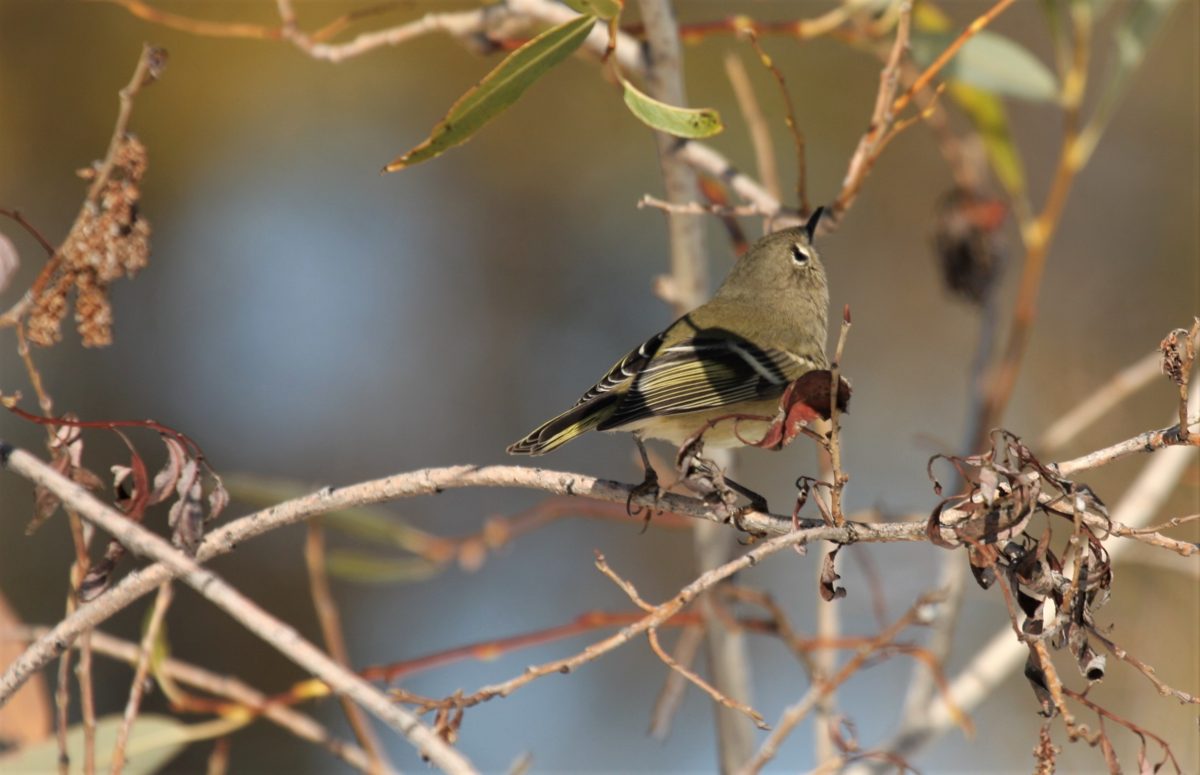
[1,1,1196,772]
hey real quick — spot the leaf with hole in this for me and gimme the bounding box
[384,14,597,172]
[621,78,723,138]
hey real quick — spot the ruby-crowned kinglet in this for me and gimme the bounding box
[508,208,838,456]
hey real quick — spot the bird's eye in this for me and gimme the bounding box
[790,243,811,266]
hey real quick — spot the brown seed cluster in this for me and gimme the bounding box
[27,134,151,347]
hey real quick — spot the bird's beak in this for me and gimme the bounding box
[804,207,824,241]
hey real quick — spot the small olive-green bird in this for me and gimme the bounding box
[508,209,833,456]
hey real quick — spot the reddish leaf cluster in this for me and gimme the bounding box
[12,406,227,600]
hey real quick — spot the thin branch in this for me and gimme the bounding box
[1051,416,1199,477]
[86,44,167,205]
[833,0,912,224]
[0,446,477,775]
[637,195,768,218]
[674,142,788,222]
[739,30,806,213]
[109,583,173,775]
[889,0,1018,117]
[722,52,781,203]
[647,628,769,730]
[305,521,388,773]
[647,624,704,740]
[738,594,948,774]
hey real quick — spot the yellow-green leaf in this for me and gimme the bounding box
[949,83,1026,200]
[384,14,597,172]
[0,715,188,775]
[561,0,621,19]
[326,549,441,583]
[911,30,1058,102]
[621,79,723,138]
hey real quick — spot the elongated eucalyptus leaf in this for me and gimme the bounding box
[950,83,1027,199]
[1079,0,1177,160]
[911,30,1058,102]
[0,715,188,775]
[562,0,621,19]
[385,14,597,172]
[621,79,723,138]
[913,2,1028,197]
[326,549,441,583]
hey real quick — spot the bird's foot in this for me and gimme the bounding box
[627,435,662,532]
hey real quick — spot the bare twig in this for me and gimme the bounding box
[0,446,477,775]
[833,1,912,224]
[739,29,806,213]
[86,44,167,206]
[647,624,704,740]
[595,553,768,730]
[675,142,788,222]
[109,583,173,775]
[722,53,781,203]
[739,594,949,774]
[455,529,821,712]
[637,195,767,218]
[889,0,1017,117]
[304,521,388,773]
[1051,416,1199,477]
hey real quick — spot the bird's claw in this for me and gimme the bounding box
[627,464,662,533]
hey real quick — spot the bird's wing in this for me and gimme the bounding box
[571,330,668,407]
[596,328,818,431]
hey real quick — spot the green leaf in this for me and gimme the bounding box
[384,14,597,172]
[911,30,1058,102]
[949,83,1027,199]
[620,78,723,138]
[1079,0,1177,161]
[326,550,441,583]
[561,0,621,19]
[0,715,188,775]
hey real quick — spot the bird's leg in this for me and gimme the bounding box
[626,433,662,530]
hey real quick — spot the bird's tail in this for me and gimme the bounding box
[506,395,617,455]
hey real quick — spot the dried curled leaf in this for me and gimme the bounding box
[1159,326,1191,386]
[928,430,1116,708]
[819,545,847,602]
